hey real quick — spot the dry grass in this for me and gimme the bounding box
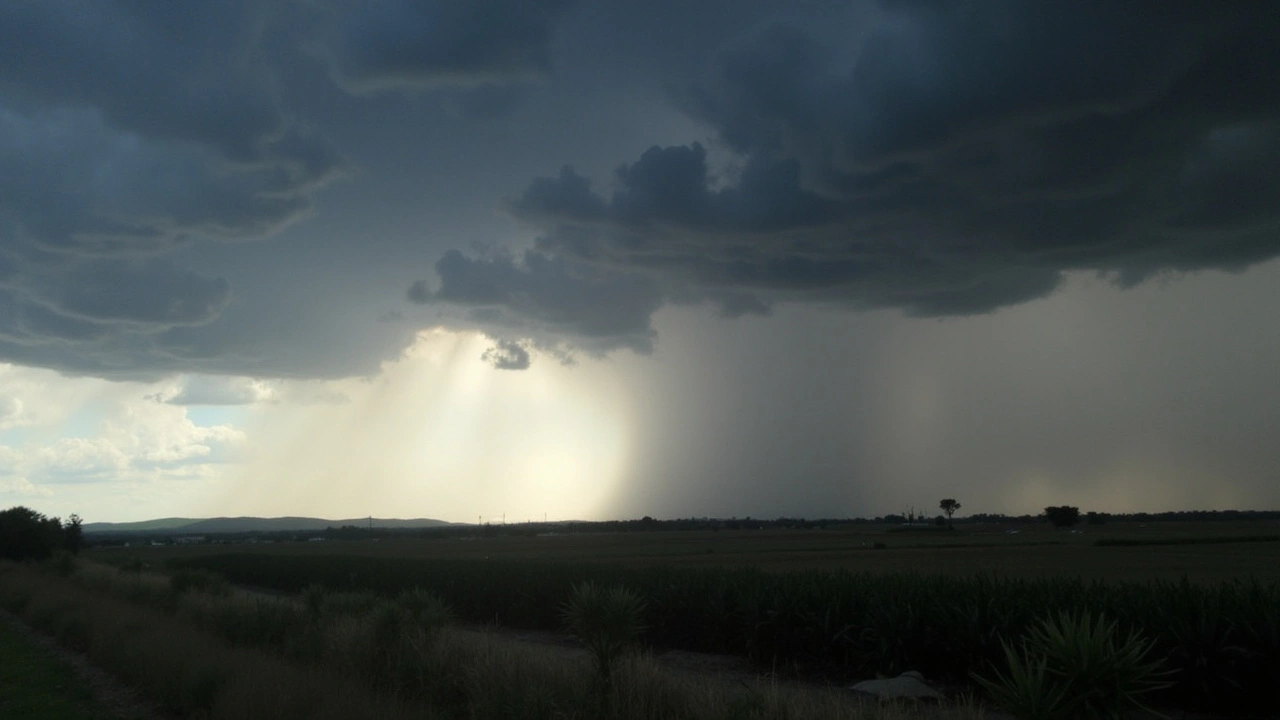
[0,561,421,720]
[0,559,987,720]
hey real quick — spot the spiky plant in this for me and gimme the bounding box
[972,639,1073,720]
[974,610,1172,720]
[560,582,646,682]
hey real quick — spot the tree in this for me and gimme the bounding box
[1044,506,1081,528]
[0,506,66,561]
[939,498,962,527]
[65,513,84,555]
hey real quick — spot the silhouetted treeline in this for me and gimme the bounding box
[0,506,83,560]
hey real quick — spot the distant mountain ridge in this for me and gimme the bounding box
[83,516,455,534]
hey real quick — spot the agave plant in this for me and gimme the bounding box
[560,581,646,681]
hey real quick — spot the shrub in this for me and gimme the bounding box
[171,569,231,596]
[51,549,77,576]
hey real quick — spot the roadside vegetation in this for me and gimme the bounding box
[0,558,986,720]
[0,615,141,720]
[9,505,1279,717]
[161,550,1279,715]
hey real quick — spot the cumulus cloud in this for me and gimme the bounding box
[0,477,52,498]
[320,0,576,92]
[414,2,1280,363]
[0,364,247,504]
[34,438,131,480]
[0,395,26,430]
[0,400,244,491]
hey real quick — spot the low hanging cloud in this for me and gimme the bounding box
[408,249,663,362]
[480,340,533,371]
[319,0,576,93]
[413,1,1280,365]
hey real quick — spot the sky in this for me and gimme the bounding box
[1,0,1279,523]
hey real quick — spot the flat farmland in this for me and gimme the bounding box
[91,520,1280,582]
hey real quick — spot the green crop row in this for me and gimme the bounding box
[170,553,1280,715]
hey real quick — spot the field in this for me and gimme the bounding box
[0,560,985,720]
[94,519,1280,583]
[81,518,1280,717]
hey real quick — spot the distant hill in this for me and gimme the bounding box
[81,518,202,533]
[83,516,455,535]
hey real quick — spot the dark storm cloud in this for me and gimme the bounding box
[420,0,1280,360]
[0,107,337,255]
[0,1,283,163]
[320,0,576,93]
[409,249,662,359]
[0,0,342,377]
[53,261,230,329]
[0,0,578,379]
[480,339,532,371]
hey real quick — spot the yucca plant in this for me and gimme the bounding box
[1028,610,1172,718]
[974,610,1172,720]
[972,639,1074,720]
[560,581,646,682]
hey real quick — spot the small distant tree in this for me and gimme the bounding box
[65,514,84,555]
[0,506,66,561]
[939,498,961,527]
[1045,506,1081,528]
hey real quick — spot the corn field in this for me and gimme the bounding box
[171,553,1280,715]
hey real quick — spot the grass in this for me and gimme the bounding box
[57,518,1280,716]
[0,559,989,720]
[0,617,138,720]
[0,562,422,720]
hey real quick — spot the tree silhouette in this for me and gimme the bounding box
[0,506,66,561]
[939,498,961,527]
[1044,506,1081,528]
[65,513,84,555]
